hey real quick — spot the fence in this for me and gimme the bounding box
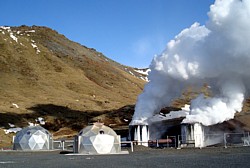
[37,132,250,152]
[6,132,250,152]
[224,132,250,148]
[176,132,250,148]
[120,132,250,149]
[53,139,74,150]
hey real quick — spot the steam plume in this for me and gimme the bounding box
[131,0,250,126]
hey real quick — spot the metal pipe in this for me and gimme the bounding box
[131,141,133,152]
[224,133,227,148]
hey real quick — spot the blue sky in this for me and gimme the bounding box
[1,0,214,68]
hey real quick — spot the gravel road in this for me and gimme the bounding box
[0,146,250,168]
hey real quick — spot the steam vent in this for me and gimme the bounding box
[181,123,205,148]
[74,122,121,154]
[13,125,53,151]
[129,125,149,146]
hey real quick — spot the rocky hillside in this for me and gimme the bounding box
[0,25,147,144]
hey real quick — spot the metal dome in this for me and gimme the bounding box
[13,125,53,151]
[76,123,121,154]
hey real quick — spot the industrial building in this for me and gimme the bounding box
[129,108,249,148]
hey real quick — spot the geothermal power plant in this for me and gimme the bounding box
[129,106,250,148]
[10,107,250,155]
[129,121,250,148]
[129,0,250,149]
[9,113,250,155]
[2,0,250,155]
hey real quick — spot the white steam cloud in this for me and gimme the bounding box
[131,0,250,126]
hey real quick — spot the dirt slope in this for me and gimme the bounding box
[0,25,146,146]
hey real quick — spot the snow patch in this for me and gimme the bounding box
[0,26,11,32]
[181,104,190,111]
[4,127,22,134]
[28,122,37,126]
[31,43,37,48]
[31,40,41,54]
[25,30,35,33]
[140,76,149,82]
[135,69,151,76]
[35,117,45,125]
[8,123,15,128]
[123,119,129,122]
[28,117,46,126]
[12,103,19,108]
[128,71,135,76]
[9,33,18,42]
[4,123,22,134]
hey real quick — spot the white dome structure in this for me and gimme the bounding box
[74,123,121,154]
[13,125,53,151]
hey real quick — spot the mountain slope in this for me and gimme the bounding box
[0,25,146,143]
[0,25,146,112]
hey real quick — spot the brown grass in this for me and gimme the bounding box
[0,25,145,147]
